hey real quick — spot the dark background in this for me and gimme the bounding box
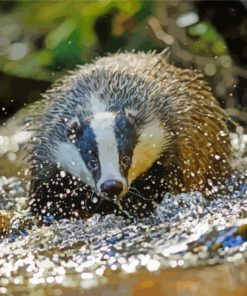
[0,0,246,126]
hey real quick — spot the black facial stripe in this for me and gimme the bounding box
[74,123,101,182]
[114,111,138,176]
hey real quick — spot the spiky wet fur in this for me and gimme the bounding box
[28,51,232,221]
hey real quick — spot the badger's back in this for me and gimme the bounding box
[96,52,231,195]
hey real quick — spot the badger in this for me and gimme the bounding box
[28,51,232,222]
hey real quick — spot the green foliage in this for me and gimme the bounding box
[187,21,227,56]
[0,0,229,84]
[0,0,147,81]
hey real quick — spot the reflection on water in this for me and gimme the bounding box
[0,177,247,295]
[0,115,246,295]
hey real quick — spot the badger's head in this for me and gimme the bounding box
[55,109,168,201]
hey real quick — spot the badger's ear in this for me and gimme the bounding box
[66,116,83,140]
[125,108,138,125]
[68,116,80,131]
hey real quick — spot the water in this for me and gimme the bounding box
[0,116,246,295]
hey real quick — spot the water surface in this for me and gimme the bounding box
[0,114,246,295]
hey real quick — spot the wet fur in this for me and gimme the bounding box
[28,51,232,221]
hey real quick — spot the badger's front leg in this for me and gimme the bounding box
[29,170,94,222]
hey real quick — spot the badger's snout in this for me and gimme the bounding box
[100,179,123,198]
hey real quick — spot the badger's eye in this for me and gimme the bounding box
[120,155,131,168]
[88,159,99,171]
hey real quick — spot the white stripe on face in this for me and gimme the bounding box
[128,118,169,184]
[90,112,127,193]
[55,142,95,187]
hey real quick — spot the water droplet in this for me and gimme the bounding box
[92,196,99,204]
[207,179,213,186]
[60,171,66,178]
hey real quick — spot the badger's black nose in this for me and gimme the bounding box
[100,180,123,198]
